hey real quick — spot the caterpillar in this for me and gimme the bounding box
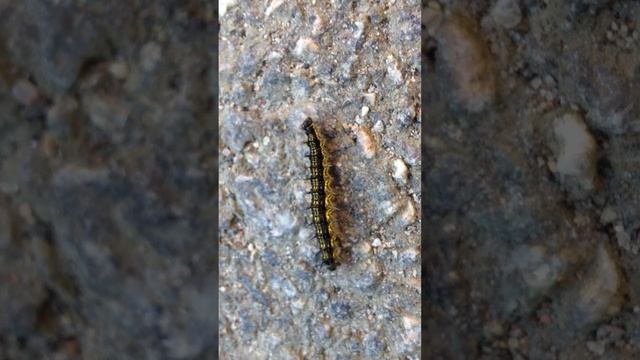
[302,118,339,271]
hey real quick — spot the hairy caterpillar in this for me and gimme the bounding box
[302,118,339,270]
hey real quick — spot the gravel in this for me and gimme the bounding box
[426,1,640,358]
[0,1,216,358]
[219,0,420,358]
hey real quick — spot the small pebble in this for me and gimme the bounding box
[606,31,614,41]
[400,199,417,225]
[600,206,617,224]
[391,158,409,185]
[361,106,370,117]
[614,224,634,253]
[586,341,605,356]
[552,112,597,190]
[312,13,326,35]
[402,314,420,344]
[293,38,319,59]
[439,17,496,112]
[357,126,376,158]
[363,92,376,106]
[219,0,238,16]
[530,77,542,90]
[372,120,384,133]
[372,238,382,248]
[490,0,522,29]
[108,61,129,79]
[401,247,419,262]
[543,75,555,86]
[385,55,403,85]
[381,200,397,217]
[140,42,162,71]
[265,0,284,16]
[11,79,39,105]
[84,95,130,132]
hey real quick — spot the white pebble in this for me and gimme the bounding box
[391,158,409,185]
[361,106,370,117]
[401,247,419,262]
[372,238,382,248]
[438,16,496,112]
[385,55,403,85]
[381,200,396,216]
[312,13,326,36]
[363,92,376,106]
[265,0,284,16]
[402,314,420,344]
[400,199,417,225]
[294,38,319,58]
[267,51,283,60]
[219,0,238,16]
[357,126,376,158]
[552,112,597,190]
[354,21,365,41]
[372,120,384,133]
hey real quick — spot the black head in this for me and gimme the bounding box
[301,118,314,132]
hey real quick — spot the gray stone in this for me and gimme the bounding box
[491,0,522,29]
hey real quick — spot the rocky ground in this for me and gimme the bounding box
[0,1,216,359]
[219,0,421,359]
[425,0,640,359]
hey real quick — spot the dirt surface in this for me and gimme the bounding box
[0,1,216,359]
[425,1,640,358]
[219,0,421,359]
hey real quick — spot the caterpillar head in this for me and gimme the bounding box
[301,118,314,132]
